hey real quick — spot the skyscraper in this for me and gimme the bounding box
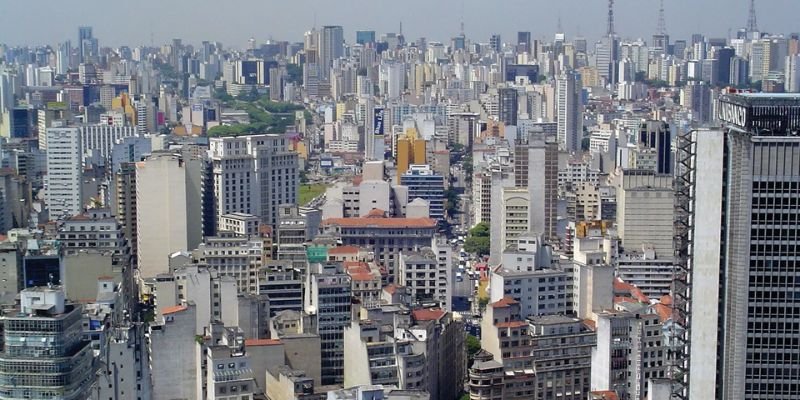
[45,127,83,219]
[517,31,532,54]
[0,287,96,400]
[498,87,518,126]
[136,152,204,278]
[686,93,800,399]
[356,30,376,45]
[556,71,583,153]
[78,26,98,64]
[319,26,344,80]
[489,34,502,53]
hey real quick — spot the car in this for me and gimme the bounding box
[456,272,463,281]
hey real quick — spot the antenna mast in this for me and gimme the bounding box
[657,0,667,35]
[747,0,759,33]
[607,0,615,36]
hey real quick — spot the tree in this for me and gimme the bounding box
[464,236,490,256]
[469,222,489,238]
[286,64,303,84]
[466,334,481,358]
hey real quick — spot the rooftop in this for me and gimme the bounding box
[245,338,282,347]
[162,305,188,315]
[490,297,519,308]
[323,216,436,229]
[411,309,446,322]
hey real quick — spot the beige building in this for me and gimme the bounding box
[614,169,674,259]
[136,152,204,278]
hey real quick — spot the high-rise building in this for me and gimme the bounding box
[0,287,96,400]
[487,34,501,53]
[517,31,532,54]
[787,54,800,92]
[615,169,674,259]
[356,30,376,45]
[56,41,71,74]
[687,93,800,399]
[209,136,260,224]
[498,87,519,126]
[556,71,583,153]
[78,26,98,64]
[399,164,445,220]
[514,132,558,240]
[319,26,344,80]
[638,120,673,175]
[305,263,352,385]
[136,152,204,278]
[45,126,83,219]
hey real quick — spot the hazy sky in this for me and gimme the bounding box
[0,0,796,48]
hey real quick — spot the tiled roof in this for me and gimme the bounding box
[590,391,619,400]
[322,217,436,229]
[383,284,398,294]
[162,305,188,315]
[613,278,650,303]
[491,296,519,308]
[412,309,446,322]
[245,338,282,347]
[495,321,527,328]
[652,303,672,323]
[583,319,597,331]
[328,246,360,254]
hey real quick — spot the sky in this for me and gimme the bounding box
[0,0,797,48]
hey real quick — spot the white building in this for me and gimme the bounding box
[136,152,204,278]
[556,71,583,153]
[80,124,138,163]
[45,127,83,219]
[210,137,260,224]
[149,304,201,400]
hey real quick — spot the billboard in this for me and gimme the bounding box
[373,107,385,136]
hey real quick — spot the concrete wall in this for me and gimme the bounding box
[688,129,724,400]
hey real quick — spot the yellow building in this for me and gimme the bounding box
[111,92,136,126]
[396,128,426,180]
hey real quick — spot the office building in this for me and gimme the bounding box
[399,165,445,220]
[614,169,673,259]
[210,136,260,223]
[80,124,138,165]
[398,246,451,311]
[192,232,264,294]
[356,30,376,45]
[320,215,437,277]
[556,71,583,153]
[528,315,595,400]
[592,308,669,400]
[149,304,200,400]
[78,26,98,64]
[0,287,96,400]
[136,152,204,278]
[517,31,532,54]
[319,26,344,80]
[498,87,518,126]
[637,120,672,175]
[45,127,83,219]
[304,263,352,385]
[688,93,800,399]
[514,132,559,240]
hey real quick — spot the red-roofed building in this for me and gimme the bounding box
[162,305,188,315]
[411,308,446,322]
[321,215,437,277]
[345,261,382,306]
[590,390,619,400]
[613,278,651,304]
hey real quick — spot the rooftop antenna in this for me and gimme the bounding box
[607,0,615,36]
[557,15,563,34]
[657,0,667,35]
[460,0,465,35]
[747,0,759,33]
